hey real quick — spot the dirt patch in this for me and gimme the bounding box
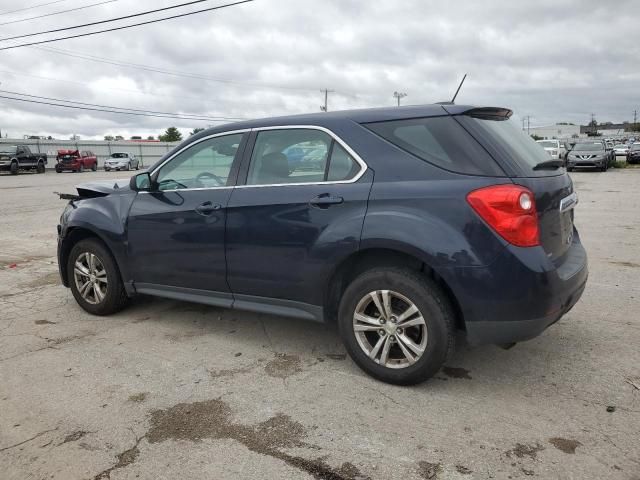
[417,460,442,479]
[147,399,365,480]
[442,366,472,379]
[93,441,141,480]
[264,353,303,379]
[128,392,148,403]
[456,465,472,474]
[505,442,544,460]
[608,260,640,268]
[325,353,346,361]
[548,437,581,454]
[20,271,60,289]
[62,430,88,444]
[35,319,56,325]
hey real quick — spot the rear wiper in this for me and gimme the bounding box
[533,159,565,170]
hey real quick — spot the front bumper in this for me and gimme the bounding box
[567,158,605,168]
[56,162,81,171]
[439,234,588,345]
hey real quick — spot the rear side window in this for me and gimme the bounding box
[365,116,504,176]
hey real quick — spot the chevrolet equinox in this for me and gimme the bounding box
[57,104,588,385]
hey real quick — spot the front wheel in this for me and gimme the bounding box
[10,162,18,175]
[67,238,128,315]
[338,268,454,385]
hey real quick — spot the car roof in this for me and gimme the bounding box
[198,103,496,136]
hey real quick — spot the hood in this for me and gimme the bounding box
[75,179,131,198]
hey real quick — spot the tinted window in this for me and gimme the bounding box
[156,134,242,191]
[247,129,331,185]
[365,116,504,176]
[457,116,559,176]
[327,143,360,181]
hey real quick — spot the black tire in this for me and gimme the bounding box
[91,163,97,171]
[67,238,128,316]
[36,161,45,174]
[338,267,455,385]
[10,161,18,175]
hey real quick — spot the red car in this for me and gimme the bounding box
[55,149,98,173]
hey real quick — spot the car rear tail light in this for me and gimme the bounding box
[466,184,539,247]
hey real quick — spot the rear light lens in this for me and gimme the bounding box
[466,185,540,247]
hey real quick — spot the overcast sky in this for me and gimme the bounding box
[0,0,638,140]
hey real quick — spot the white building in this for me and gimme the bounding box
[528,124,582,139]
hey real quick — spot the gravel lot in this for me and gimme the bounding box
[1,168,639,480]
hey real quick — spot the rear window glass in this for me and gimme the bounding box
[364,116,504,176]
[456,116,559,176]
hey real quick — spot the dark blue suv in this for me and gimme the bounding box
[57,104,587,384]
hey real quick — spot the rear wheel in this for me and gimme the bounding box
[91,163,97,171]
[36,161,45,174]
[338,267,454,385]
[67,238,128,315]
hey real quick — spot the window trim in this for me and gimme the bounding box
[146,125,368,193]
[236,125,367,188]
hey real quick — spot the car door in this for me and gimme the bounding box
[17,146,34,167]
[127,131,248,300]
[225,126,372,309]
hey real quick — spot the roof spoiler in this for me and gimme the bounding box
[463,107,513,120]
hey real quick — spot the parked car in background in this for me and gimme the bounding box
[567,141,610,171]
[57,104,587,385]
[104,152,140,171]
[536,139,567,160]
[0,144,47,174]
[627,143,640,164]
[55,150,98,173]
[614,144,630,156]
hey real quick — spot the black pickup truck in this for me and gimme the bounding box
[0,144,48,174]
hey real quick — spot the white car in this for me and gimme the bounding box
[536,140,566,160]
[104,152,140,171]
[614,144,629,156]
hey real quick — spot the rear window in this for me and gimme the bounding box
[364,116,504,176]
[456,115,560,176]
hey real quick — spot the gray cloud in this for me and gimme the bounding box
[0,0,637,139]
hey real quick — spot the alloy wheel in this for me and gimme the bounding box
[353,290,427,369]
[73,252,108,305]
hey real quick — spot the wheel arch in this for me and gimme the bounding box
[59,227,128,293]
[323,247,465,332]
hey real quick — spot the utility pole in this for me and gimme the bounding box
[320,89,334,112]
[634,109,637,130]
[393,91,407,107]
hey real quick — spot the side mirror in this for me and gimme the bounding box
[130,172,153,192]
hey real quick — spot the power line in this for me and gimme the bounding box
[0,0,254,50]
[33,45,318,92]
[0,89,245,121]
[0,0,216,42]
[0,68,280,110]
[0,0,70,17]
[0,0,119,27]
[0,94,244,122]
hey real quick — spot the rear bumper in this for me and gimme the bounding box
[439,234,588,345]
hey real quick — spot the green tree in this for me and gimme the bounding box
[190,127,205,136]
[159,127,182,142]
[147,135,155,140]
[104,135,114,141]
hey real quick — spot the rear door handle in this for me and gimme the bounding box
[309,193,344,208]
[195,201,221,216]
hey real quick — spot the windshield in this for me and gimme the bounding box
[614,144,625,148]
[631,144,640,151]
[111,153,128,158]
[0,145,17,154]
[573,143,604,151]
[538,141,557,148]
